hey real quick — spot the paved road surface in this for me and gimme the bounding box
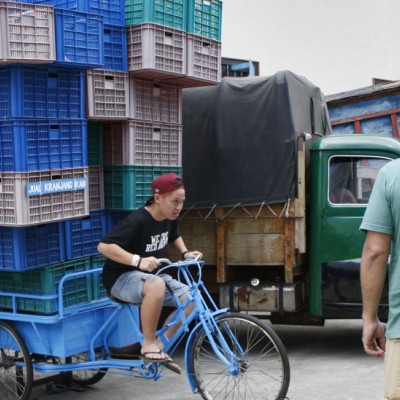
[30,319,384,400]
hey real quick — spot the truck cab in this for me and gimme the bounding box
[309,134,400,319]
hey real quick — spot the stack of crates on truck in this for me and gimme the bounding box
[326,81,400,138]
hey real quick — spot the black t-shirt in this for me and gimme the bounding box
[100,207,181,292]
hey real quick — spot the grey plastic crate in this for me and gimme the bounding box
[88,166,104,211]
[86,69,129,119]
[0,1,56,64]
[127,23,186,79]
[186,33,221,84]
[103,120,182,166]
[0,167,89,226]
[129,78,182,123]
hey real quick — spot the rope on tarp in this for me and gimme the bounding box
[181,199,296,221]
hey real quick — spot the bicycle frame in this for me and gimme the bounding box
[6,259,245,391]
[156,259,243,390]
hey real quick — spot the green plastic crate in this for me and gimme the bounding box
[125,0,186,30]
[91,254,108,300]
[187,0,223,41]
[88,121,103,166]
[104,165,183,210]
[0,257,92,314]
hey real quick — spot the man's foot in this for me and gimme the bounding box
[141,342,170,362]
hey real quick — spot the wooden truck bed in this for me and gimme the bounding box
[168,137,308,285]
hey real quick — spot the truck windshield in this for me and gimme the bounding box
[329,156,390,205]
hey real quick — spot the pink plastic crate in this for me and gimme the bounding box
[129,78,182,123]
[186,33,221,84]
[127,23,186,79]
[86,69,129,119]
[103,120,182,166]
[0,1,56,64]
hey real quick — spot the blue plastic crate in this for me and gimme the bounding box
[125,0,186,30]
[0,223,65,271]
[0,119,88,172]
[31,0,125,25]
[187,0,223,41]
[0,65,85,119]
[103,24,128,71]
[54,8,104,68]
[64,210,107,259]
[105,210,131,231]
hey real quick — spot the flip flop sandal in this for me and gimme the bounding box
[164,360,182,374]
[141,350,169,363]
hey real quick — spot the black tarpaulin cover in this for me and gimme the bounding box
[182,70,331,208]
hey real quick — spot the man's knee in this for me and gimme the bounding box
[144,276,165,296]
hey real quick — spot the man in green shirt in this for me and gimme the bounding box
[360,158,400,399]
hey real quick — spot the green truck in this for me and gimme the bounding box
[166,71,400,324]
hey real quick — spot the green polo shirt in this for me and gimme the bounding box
[360,158,400,338]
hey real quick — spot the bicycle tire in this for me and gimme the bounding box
[188,312,290,400]
[0,320,33,400]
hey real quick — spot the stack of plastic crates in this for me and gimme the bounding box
[125,0,222,86]
[185,0,223,85]
[0,0,224,315]
[0,0,113,316]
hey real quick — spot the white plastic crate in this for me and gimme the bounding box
[103,120,182,166]
[0,1,55,64]
[88,166,104,211]
[127,23,186,79]
[0,167,89,226]
[186,33,221,84]
[129,78,182,123]
[86,69,129,119]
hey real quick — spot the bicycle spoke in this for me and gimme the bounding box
[189,313,290,400]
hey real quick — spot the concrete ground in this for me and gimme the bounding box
[30,319,384,400]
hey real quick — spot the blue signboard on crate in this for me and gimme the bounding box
[26,178,88,196]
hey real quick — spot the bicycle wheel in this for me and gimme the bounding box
[70,351,108,386]
[188,312,290,400]
[0,320,33,400]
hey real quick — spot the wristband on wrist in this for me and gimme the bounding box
[181,250,190,260]
[131,254,141,267]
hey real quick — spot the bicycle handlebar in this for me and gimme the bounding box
[158,254,202,266]
[155,257,204,279]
